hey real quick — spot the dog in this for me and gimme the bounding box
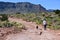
[36,26,38,29]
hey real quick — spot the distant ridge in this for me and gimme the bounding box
[0,2,47,14]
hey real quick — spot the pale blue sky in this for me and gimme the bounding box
[0,0,60,9]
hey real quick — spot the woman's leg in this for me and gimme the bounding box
[44,25,46,30]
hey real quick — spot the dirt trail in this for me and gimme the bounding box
[5,18,60,40]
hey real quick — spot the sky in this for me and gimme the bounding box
[0,0,60,10]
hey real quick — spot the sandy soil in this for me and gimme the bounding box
[3,18,60,40]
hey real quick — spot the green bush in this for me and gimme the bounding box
[10,12,60,30]
[13,22,26,31]
[0,14,8,21]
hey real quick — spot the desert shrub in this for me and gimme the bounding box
[33,17,42,24]
[10,12,60,30]
[0,22,3,27]
[0,14,8,21]
[0,21,13,27]
[54,9,60,17]
[16,12,21,14]
[48,25,60,30]
[13,22,26,31]
[1,21,13,27]
[35,20,41,24]
[47,26,53,30]
[56,26,60,30]
[3,22,13,27]
[54,9,60,14]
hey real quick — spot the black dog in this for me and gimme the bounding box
[36,26,38,29]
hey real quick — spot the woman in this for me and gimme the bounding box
[43,19,47,30]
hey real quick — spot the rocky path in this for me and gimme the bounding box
[5,18,60,40]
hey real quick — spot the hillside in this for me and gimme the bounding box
[0,2,47,14]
